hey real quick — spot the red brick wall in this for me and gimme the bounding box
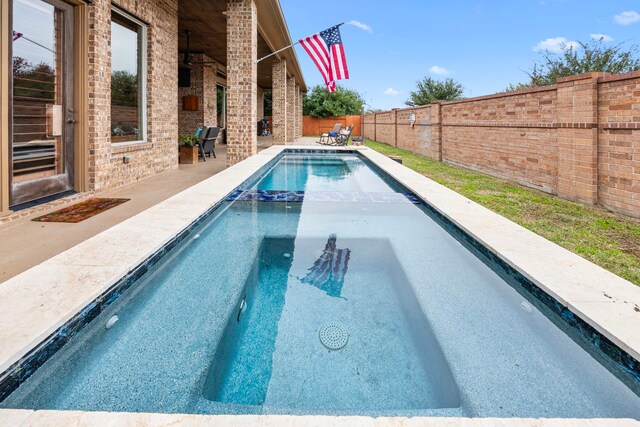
[597,71,640,217]
[366,71,640,217]
[441,88,558,193]
[396,105,442,160]
[363,113,375,141]
[375,111,396,146]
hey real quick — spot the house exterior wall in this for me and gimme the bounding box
[89,0,179,192]
[178,54,218,136]
[0,0,305,216]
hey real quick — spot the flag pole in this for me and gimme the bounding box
[255,22,345,64]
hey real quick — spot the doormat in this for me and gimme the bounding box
[32,198,130,223]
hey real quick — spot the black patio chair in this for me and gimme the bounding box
[196,126,219,160]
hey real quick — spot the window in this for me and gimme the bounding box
[110,9,146,143]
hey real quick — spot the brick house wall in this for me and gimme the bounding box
[178,53,218,136]
[364,71,640,217]
[89,0,178,192]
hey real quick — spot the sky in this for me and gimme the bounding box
[280,0,640,111]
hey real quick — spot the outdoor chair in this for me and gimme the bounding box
[333,125,353,146]
[196,126,219,160]
[351,135,365,145]
[317,124,342,145]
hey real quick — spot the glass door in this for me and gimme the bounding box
[10,0,75,207]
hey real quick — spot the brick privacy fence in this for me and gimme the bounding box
[303,115,362,136]
[363,71,640,218]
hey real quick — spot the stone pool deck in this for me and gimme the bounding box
[0,409,639,426]
[0,142,639,426]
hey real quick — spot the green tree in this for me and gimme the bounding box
[111,70,138,107]
[263,90,272,116]
[405,77,464,106]
[12,57,55,100]
[303,84,365,118]
[507,39,640,90]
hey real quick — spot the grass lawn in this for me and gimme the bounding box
[365,139,640,286]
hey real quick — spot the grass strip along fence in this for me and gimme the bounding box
[366,139,640,286]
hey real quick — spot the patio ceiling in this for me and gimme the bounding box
[177,0,306,91]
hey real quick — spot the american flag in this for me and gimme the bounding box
[12,30,23,42]
[299,25,349,93]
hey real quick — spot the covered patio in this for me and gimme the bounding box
[177,0,306,165]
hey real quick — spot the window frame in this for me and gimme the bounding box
[110,6,147,146]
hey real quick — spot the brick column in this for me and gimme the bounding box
[373,112,377,141]
[431,102,443,161]
[286,75,296,143]
[392,108,398,147]
[292,85,299,141]
[298,89,304,138]
[87,0,111,191]
[271,60,287,145]
[203,58,217,127]
[257,86,264,120]
[226,0,257,165]
[556,73,600,204]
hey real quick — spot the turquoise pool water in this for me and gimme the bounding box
[1,153,639,417]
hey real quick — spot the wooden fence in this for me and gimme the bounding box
[303,115,362,136]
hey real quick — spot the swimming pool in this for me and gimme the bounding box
[0,151,639,418]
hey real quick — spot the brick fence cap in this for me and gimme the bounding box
[556,72,611,83]
[598,70,640,82]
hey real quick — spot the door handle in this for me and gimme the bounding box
[66,119,78,124]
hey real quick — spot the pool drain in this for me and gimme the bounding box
[319,322,349,350]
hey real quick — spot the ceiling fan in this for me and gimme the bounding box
[181,30,217,66]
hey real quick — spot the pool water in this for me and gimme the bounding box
[203,237,459,411]
[1,153,640,418]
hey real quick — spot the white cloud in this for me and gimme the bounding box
[590,33,614,42]
[384,87,399,96]
[347,20,373,33]
[533,37,579,52]
[429,65,449,76]
[614,11,640,25]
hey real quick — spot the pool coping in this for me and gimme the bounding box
[1,409,639,426]
[0,144,639,426]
